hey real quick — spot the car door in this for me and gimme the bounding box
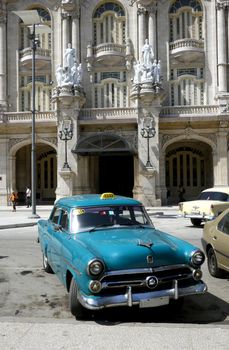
[48,206,62,273]
[215,213,229,270]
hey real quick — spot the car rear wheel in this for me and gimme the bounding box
[207,247,224,278]
[190,218,202,227]
[42,253,53,273]
[69,278,89,319]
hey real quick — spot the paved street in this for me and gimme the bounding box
[0,205,229,349]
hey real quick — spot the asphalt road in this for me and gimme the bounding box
[0,214,229,349]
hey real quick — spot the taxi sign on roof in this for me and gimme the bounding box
[100,192,115,199]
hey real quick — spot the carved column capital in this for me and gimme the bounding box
[216,0,229,10]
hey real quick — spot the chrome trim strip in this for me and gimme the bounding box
[77,281,207,310]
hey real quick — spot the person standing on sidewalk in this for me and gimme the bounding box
[25,186,31,208]
[10,191,18,212]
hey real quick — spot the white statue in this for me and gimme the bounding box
[141,39,154,68]
[64,43,76,70]
[71,62,78,85]
[156,60,161,82]
[133,61,143,84]
[55,64,63,86]
[77,63,82,85]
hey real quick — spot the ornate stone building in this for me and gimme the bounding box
[0,0,229,206]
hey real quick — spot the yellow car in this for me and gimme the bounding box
[202,209,229,277]
[178,187,229,226]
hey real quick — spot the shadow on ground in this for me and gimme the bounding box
[88,292,229,325]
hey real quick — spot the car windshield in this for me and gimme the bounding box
[70,205,153,233]
[198,191,229,201]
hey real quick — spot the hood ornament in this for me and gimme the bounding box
[137,240,153,249]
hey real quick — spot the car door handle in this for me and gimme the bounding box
[213,236,217,240]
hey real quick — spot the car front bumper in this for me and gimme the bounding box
[179,213,215,221]
[78,280,207,310]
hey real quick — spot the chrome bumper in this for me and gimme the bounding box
[78,280,207,310]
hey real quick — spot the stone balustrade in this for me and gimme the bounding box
[79,107,138,121]
[169,38,204,51]
[92,43,126,56]
[1,111,56,123]
[160,105,219,118]
[0,106,223,125]
[19,47,51,60]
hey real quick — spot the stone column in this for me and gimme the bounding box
[214,128,228,185]
[72,9,80,64]
[217,3,227,92]
[148,7,156,58]
[62,12,71,59]
[138,7,146,60]
[0,7,6,109]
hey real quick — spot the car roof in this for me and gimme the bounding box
[55,194,142,209]
[202,187,229,194]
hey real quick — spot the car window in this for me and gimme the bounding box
[199,191,229,201]
[218,213,229,235]
[50,207,62,225]
[70,205,153,233]
[60,210,69,231]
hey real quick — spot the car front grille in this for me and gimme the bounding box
[98,265,194,294]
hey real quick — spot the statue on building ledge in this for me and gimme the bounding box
[54,43,83,89]
[131,38,163,97]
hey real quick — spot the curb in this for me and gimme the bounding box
[0,222,37,230]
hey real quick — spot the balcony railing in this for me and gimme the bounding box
[1,111,56,124]
[160,105,219,118]
[19,47,51,61]
[92,43,126,56]
[169,38,204,51]
[79,108,138,121]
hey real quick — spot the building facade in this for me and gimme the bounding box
[0,0,229,206]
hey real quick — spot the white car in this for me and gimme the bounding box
[178,187,229,226]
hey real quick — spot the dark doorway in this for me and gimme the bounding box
[99,155,134,197]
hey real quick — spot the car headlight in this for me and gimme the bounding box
[89,280,102,293]
[87,259,104,276]
[191,250,205,266]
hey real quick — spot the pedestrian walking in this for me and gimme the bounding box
[26,186,31,207]
[10,191,18,212]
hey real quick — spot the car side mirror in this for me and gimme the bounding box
[54,224,62,231]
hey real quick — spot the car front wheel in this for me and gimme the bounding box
[42,253,53,273]
[207,247,224,278]
[190,218,202,227]
[69,278,89,319]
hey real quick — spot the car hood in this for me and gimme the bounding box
[75,227,191,269]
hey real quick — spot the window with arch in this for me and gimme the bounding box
[93,71,128,108]
[93,2,126,45]
[169,0,203,42]
[169,67,205,105]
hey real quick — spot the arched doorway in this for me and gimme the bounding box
[16,143,57,204]
[73,132,135,197]
[165,141,213,204]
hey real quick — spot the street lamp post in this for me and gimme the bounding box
[59,120,73,170]
[13,10,51,218]
[141,116,156,168]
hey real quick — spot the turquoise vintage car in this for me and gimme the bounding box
[38,193,207,319]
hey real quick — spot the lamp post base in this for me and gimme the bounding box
[28,213,40,219]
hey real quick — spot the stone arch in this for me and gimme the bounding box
[9,138,57,204]
[160,133,215,204]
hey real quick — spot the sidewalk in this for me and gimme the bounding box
[0,205,179,230]
[0,205,52,229]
